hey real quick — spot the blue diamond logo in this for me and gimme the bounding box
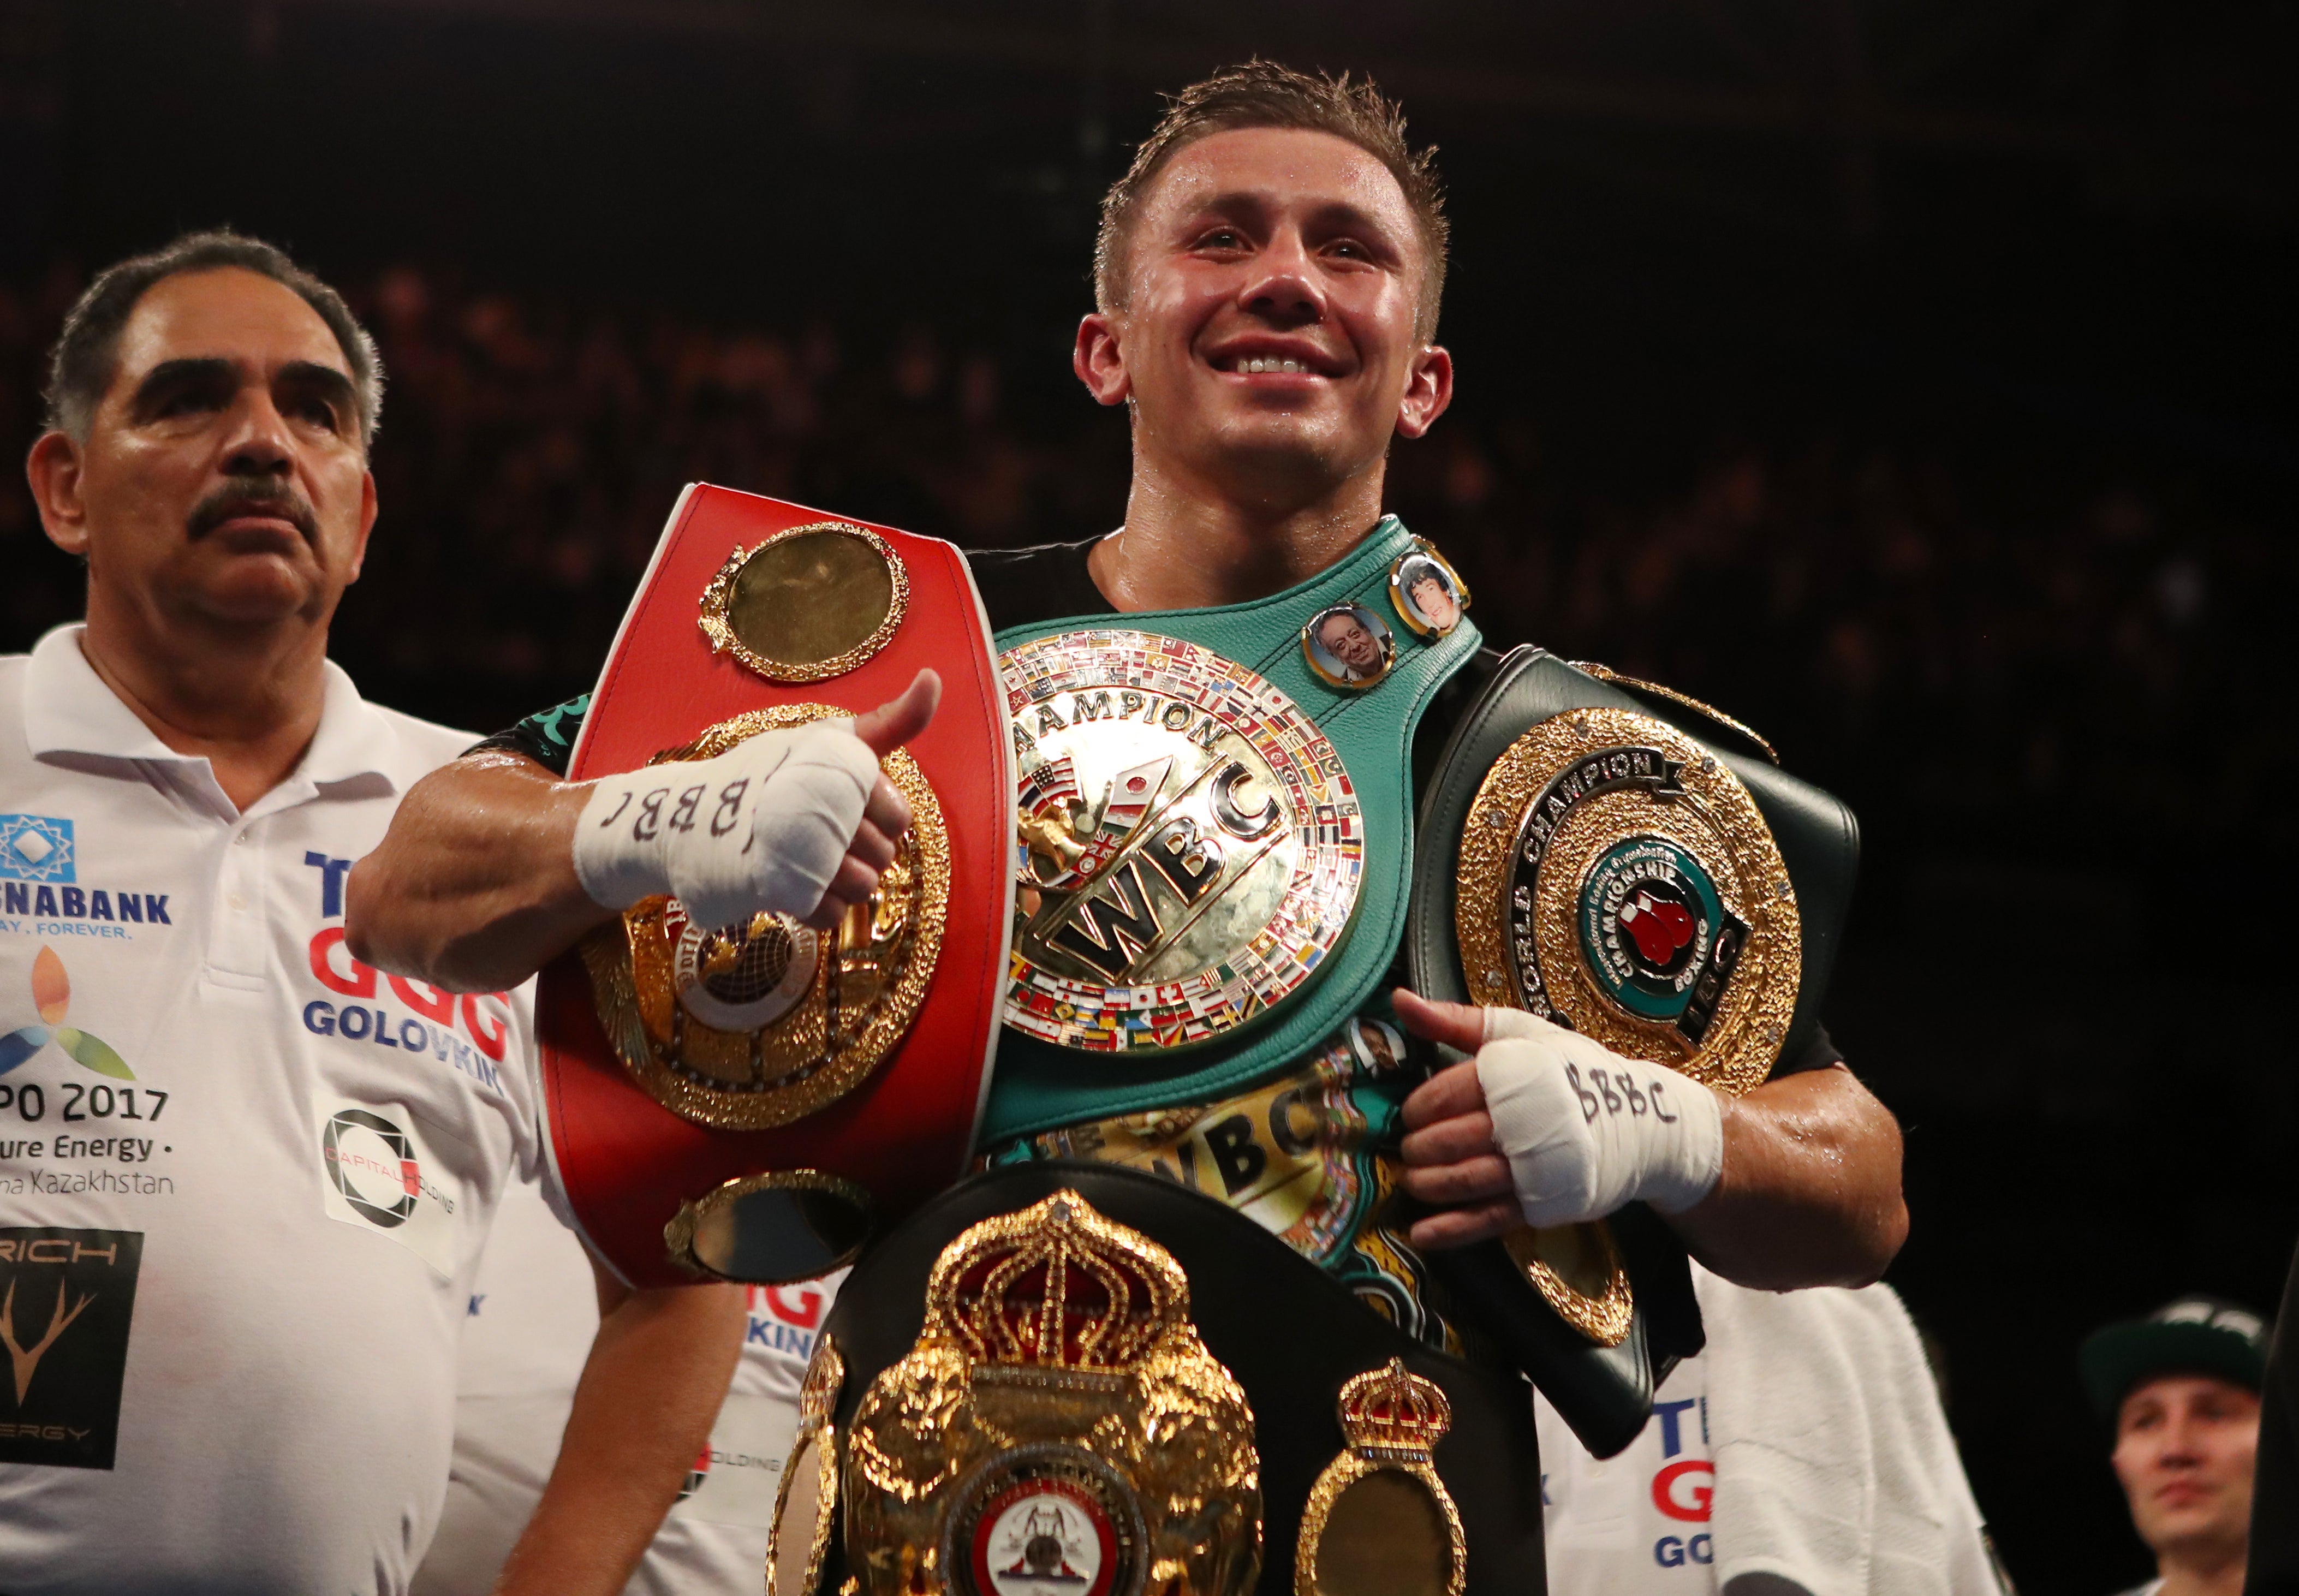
[0,816,75,883]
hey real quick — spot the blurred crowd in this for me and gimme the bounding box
[0,263,2276,849]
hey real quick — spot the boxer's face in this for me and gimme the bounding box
[32,266,375,635]
[1082,126,1451,502]
[2112,1374,2259,1558]
[1319,611,1381,671]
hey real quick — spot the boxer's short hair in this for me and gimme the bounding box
[44,229,383,448]
[1094,61,1450,340]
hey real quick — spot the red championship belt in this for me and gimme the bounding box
[537,485,1013,1288]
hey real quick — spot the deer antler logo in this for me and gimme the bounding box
[0,945,134,1081]
[0,1274,96,1404]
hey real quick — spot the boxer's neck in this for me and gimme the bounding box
[1087,446,1388,613]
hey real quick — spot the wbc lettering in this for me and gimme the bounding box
[1003,629,1363,1054]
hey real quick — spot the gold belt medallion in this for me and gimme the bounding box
[580,705,950,1131]
[1002,630,1362,1054]
[1454,706,1799,1342]
[1456,706,1798,1093]
[1296,1360,1467,1596]
[769,1333,845,1596]
[844,1189,1261,1596]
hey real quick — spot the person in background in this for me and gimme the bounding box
[2081,1296,2268,1596]
[1537,1262,2002,1596]
[413,1170,844,1596]
[0,228,742,1596]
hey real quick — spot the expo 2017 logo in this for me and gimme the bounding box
[0,948,133,1081]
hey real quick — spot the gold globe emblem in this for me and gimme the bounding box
[1002,630,1362,1054]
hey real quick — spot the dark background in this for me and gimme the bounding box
[2,1,2294,1587]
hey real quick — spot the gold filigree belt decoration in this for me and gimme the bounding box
[579,705,950,1132]
[770,1333,847,1596]
[1296,1360,1467,1596]
[1454,705,1800,1346]
[843,1190,1261,1596]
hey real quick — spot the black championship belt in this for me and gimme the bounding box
[1405,647,1860,1456]
[771,1163,1544,1596]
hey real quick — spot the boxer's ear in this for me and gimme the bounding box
[1396,344,1453,440]
[1073,313,1131,407]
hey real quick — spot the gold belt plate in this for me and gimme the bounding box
[1002,630,1362,1054]
[844,1189,1262,1596]
[579,704,949,1131]
[1456,706,1798,1096]
[1296,1360,1467,1596]
[1454,707,1799,1344]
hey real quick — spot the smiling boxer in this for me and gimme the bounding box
[348,64,1906,1594]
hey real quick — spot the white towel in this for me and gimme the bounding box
[1696,1265,2001,1596]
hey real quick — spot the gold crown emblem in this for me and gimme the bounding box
[1335,1358,1452,1461]
[924,1190,1190,1374]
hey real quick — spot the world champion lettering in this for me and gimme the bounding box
[1504,743,1685,1014]
[1510,745,1684,871]
[1014,688,1228,754]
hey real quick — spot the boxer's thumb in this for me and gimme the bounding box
[853,670,941,759]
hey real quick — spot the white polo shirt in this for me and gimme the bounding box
[0,626,539,1596]
[413,1170,839,1596]
[1536,1355,1718,1596]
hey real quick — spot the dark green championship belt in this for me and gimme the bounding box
[783,522,1524,1596]
[1406,646,1860,1456]
[985,516,1483,1139]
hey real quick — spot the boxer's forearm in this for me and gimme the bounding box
[492,1275,746,1596]
[345,751,609,992]
[1663,1063,1908,1290]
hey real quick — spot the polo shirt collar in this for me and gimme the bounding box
[22,623,400,795]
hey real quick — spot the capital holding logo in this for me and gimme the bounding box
[0,815,75,884]
[0,1226,143,1470]
[0,946,134,1081]
[321,1109,423,1228]
[315,1099,461,1277]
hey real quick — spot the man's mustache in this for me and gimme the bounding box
[187,478,319,543]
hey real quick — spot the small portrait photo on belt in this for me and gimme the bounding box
[1389,547,1470,639]
[1302,602,1396,689]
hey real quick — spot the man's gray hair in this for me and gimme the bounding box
[42,229,384,448]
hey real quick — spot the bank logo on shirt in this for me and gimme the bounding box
[0,817,74,884]
[0,1226,142,1470]
[315,1101,461,1277]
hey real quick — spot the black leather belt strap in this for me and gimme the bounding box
[823,1161,1548,1596]
[1402,645,1862,1456]
[1409,646,1861,1065]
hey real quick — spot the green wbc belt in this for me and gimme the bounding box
[984,517,1481,1143]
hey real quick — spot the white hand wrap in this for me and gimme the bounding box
[571,720,881,928]
[1474,1008,1724,1227]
